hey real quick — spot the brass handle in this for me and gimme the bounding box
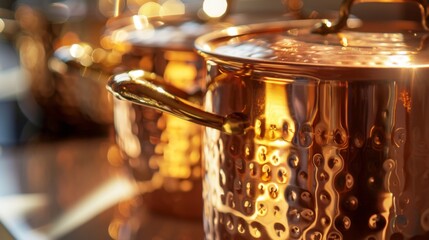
[312,0,429,34]
[107,70,249,135]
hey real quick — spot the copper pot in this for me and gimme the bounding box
[105,15,224,220]
[108,0,429,238]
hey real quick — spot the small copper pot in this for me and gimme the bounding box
[105,15,223,219]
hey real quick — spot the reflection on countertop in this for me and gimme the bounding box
[0,137,204,240]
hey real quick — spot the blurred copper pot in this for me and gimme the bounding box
[14,3,113,138]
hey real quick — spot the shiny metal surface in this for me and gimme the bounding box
[106,16,212,219]
[200,65,429,240]
[195,20,429,69]
[108,70,249,135]
[107,15,429,239]
[108,66,429,240]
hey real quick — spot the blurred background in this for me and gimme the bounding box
[0,0,420,239]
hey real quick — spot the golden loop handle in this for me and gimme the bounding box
[312,0,429,34]
[107,70,249,135]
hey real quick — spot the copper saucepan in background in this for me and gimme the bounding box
[104,15,222,219]
[14,2,115,138]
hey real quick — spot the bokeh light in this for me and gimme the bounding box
[0,19,5,33]
[99,0,117,17]
[160,0,185,17]
[69,44,85,59]
[138,2,161,18]
[132,15,149,30]
[202,0,228,18]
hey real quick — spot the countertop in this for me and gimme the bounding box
[0,137,204,240]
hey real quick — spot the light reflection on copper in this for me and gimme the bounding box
[339,34,348,47]
[132,15,147,30]
[156,116,194,179]
[107,144,124,167]
[263,82,293,143]
[114,99,142,159]
[400,90,412,112]
[226,26,239,37]
[251,80,294,239]
[0,19,5,33]
[127,69,145,80]
[164,61,197,89]
[114,0,122,17]
[386,54,412,66]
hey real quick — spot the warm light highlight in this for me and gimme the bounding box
[69,44,85,58]
[160,0,185,17]
[138,2,161,18]
[203,0,228,18]
[164,61,197,89]
[99,0,117,17]
[132,15,148,30]
[0,19,5,33]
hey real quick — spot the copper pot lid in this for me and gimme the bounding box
[196,0,429,70]
[104,15,231,50]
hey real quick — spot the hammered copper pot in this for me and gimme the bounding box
[104,15,219,219]
[108,0,429,239]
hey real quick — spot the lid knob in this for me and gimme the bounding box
[312,0,429,34]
